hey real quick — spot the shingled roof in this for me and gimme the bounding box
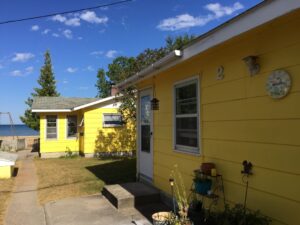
[32,97,100,110]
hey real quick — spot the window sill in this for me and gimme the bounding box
[173,146,201,157]
[66,137,77,140]
[103,125,123,128]
[45,138,58,141]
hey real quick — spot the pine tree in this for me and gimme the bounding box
[95,68,111,98]
[20,50,59,130]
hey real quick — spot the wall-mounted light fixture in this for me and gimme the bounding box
[151,76,159,110]
[243,56,260,76]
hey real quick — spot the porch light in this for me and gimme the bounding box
[151,76,159,110]
[151,98,159,110]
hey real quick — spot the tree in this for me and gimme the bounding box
[33,50,60,97]
[20,50,59,130]
[104,35,195,121]
[106,56,137,83]
[95,69,111,98]
[165,34,195,52]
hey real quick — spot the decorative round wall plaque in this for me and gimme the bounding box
[266,70,291,99]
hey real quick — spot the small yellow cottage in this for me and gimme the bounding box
[32,95,135,158]
[117,1,300,225]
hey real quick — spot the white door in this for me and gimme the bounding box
[138,89,153,183]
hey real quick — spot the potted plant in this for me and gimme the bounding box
[152,211,172,225]
[152,165,194,225]
[193,170,212,195]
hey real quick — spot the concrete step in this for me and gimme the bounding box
[102,182,161,210]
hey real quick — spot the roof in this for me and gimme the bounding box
[31,96,118,112]
[116,0,300,89]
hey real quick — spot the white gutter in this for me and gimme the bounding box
[32,109,72,113]
[116,0,300,89]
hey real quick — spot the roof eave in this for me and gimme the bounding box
[32,109,72,113]
[116,0,300,89]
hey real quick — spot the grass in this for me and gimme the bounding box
[34,157,136,204]
[0,163,19,225]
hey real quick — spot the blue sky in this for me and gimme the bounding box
[0,0,261,124]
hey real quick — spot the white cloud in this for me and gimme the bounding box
[63,29,73,39]
[101,6,109,11]
[65,17,81,27]
[86,65,94,72]
[25,66,34,74]
[80,11,108,24]
[31,25,39,31]
[10,70,22,76]
[52,33,60,38]
[52,14,66,23]
[205,2,244,18]
[157,2,244,31]
[10,66,33,77]
[106,50,118,58]
[66,67,77,73]
[51,11,107,27]
[78,36,83,40]
[90,51,104,56]
[157,14,213,31]
[12,53,35,62]
[0,64,3,69]
[42,29,51,35]
[52,14,80,27]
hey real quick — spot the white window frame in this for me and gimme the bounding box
[66,115,78,139]
[173,76,200,154]
[102,113,123,128]
[45,115,58,140]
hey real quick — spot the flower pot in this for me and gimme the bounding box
[194,179,212,195]
[152,212,171,225]
[201,163,215,175]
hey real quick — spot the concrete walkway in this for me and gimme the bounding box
[4,150,168,225]
[4,150,46,225]
[44,195,153,225]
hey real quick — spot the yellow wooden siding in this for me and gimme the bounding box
[0,166,13,179]
[40,113,80,154]
[138,11,300,225]
[83,107,136,154]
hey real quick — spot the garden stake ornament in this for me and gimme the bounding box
[241,160,253,211]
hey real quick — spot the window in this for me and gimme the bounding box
[103,114,123,127]
[174,79,199,153]
[46,115,57,139]
[67,115,77,138]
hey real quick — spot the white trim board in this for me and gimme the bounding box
[116,0,300,89]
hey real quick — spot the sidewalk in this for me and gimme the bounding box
[4,150,46,225]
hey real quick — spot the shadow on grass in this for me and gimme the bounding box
[85,158,137,185]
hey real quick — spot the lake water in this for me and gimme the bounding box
[0,124,39,136]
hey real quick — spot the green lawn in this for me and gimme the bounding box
[34,157,136,204]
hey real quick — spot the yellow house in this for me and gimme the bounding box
[117,1,300,225]
[32,95,135,158]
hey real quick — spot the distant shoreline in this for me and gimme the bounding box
[0,124,39,137]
